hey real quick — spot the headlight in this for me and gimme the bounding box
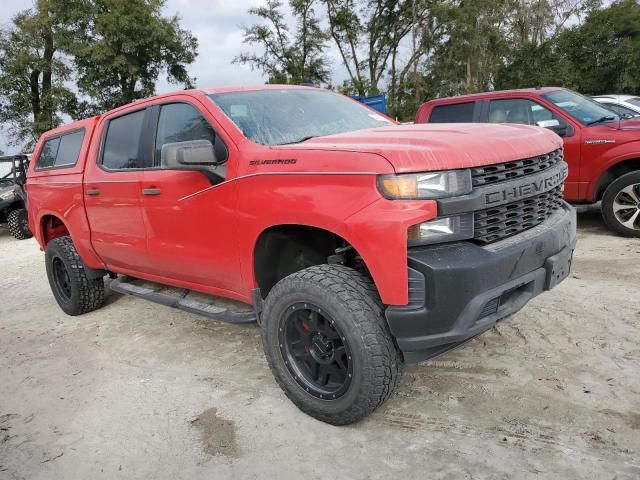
[0,191,16,201]
[377,170,472,199]
[408,213,474,246]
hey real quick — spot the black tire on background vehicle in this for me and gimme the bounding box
[45,236,105,316]
[7,208,32,240]
[261,264,403,425]
[602,171,640,237]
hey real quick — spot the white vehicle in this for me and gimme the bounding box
[592,94,640,117]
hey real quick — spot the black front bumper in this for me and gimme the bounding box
[386,201,577,364]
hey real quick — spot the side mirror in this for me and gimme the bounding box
[537,119,570,137]
[161,140,218,170]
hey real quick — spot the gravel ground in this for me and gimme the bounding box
[0,208,638,480]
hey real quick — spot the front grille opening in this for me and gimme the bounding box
[471,148,563,187]
[473,186,564,245]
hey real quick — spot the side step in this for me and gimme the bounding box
[109,276,256,324]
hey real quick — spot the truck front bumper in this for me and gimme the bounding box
[386,201,577,364]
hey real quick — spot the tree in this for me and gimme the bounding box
[235,0,329,85]
[0,0,78,147]
[557,0,640,94]
[71,0,198,112]
[323,0,421,97]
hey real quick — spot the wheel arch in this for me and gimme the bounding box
[592,157,640,201]
[252,223,375,299]
[35,211,104,269]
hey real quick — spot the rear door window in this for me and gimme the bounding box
[102,110,146,170]
[35,129,85,169]
[429,102,476,123]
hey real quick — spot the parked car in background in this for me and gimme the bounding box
[26,85,576,424]
[593,94,640,117]
[0,154,32,240]
[416,87,640,236]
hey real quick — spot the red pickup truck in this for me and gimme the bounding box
[416,87,640,236]
[26,85,576,424]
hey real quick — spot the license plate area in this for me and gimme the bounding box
[544,247,573,290]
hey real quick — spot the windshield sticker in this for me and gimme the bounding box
[230,104,248,118]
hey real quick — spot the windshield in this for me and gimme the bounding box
[209,89,394,146]
[542,89,619,125]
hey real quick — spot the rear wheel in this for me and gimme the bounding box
[261,264,403,425]
[7,209,32,240]
[602,171,640,237]
[45,236,105,315]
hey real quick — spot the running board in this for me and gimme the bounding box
[109,276,256,324]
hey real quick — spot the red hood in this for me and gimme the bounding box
[278,123,563,173]
[616,117,640,130]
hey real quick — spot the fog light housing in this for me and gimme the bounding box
[408,214,474,246]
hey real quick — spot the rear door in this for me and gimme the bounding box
[427,100,482,123]
[83,108,151,271]
[140,98,243,295]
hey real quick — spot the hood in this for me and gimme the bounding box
[616,117,640,130]
[279,123,563,173]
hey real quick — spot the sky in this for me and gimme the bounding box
[1,0,333,154]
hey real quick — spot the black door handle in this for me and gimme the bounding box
[86,188,100,196]
[142,188,162,196]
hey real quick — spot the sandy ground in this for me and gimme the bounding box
[0,208,638,480]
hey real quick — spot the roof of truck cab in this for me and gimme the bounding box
[423,87,564,104]
[199,84,318,95]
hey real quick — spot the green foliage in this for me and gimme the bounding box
[234,0,329,85]
[0,0,77,147]
[71,0,198,111]
[0,0,197,148]
[557,0,640,94]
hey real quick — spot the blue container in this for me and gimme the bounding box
[351,95,387,114]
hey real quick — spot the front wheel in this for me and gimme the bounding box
[7,209,32,240]
[45,236,105,315]
[261,265,403,425]
[602,171,640,237]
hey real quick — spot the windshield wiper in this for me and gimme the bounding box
[277,135,318,145]
[587,115,616,126]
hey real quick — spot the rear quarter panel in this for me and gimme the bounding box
[27,117,104,268]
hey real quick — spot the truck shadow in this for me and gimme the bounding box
[575,204,609,234]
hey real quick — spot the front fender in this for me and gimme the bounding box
[236,172,438,306]
[586,142,640,200]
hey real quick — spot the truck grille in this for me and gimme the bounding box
[471,149,563,187]
[473,186,564,245]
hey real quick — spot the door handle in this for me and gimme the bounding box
[142,188,162,196]
[86,188,100,196]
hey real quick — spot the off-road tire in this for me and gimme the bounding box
[261,264,403,425]
[7,209,32,240]
[45,236,105,315]
[602,171,640,237]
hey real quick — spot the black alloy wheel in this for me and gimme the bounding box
[279,302,353,400]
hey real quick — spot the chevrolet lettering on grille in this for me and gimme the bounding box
[484,164,568,206]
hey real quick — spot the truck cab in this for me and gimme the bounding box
[416,87,640,236]
[27,86,576,425]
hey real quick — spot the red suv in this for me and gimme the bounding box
[417,87,640,236]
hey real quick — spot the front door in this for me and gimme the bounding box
[140,100,243,295]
